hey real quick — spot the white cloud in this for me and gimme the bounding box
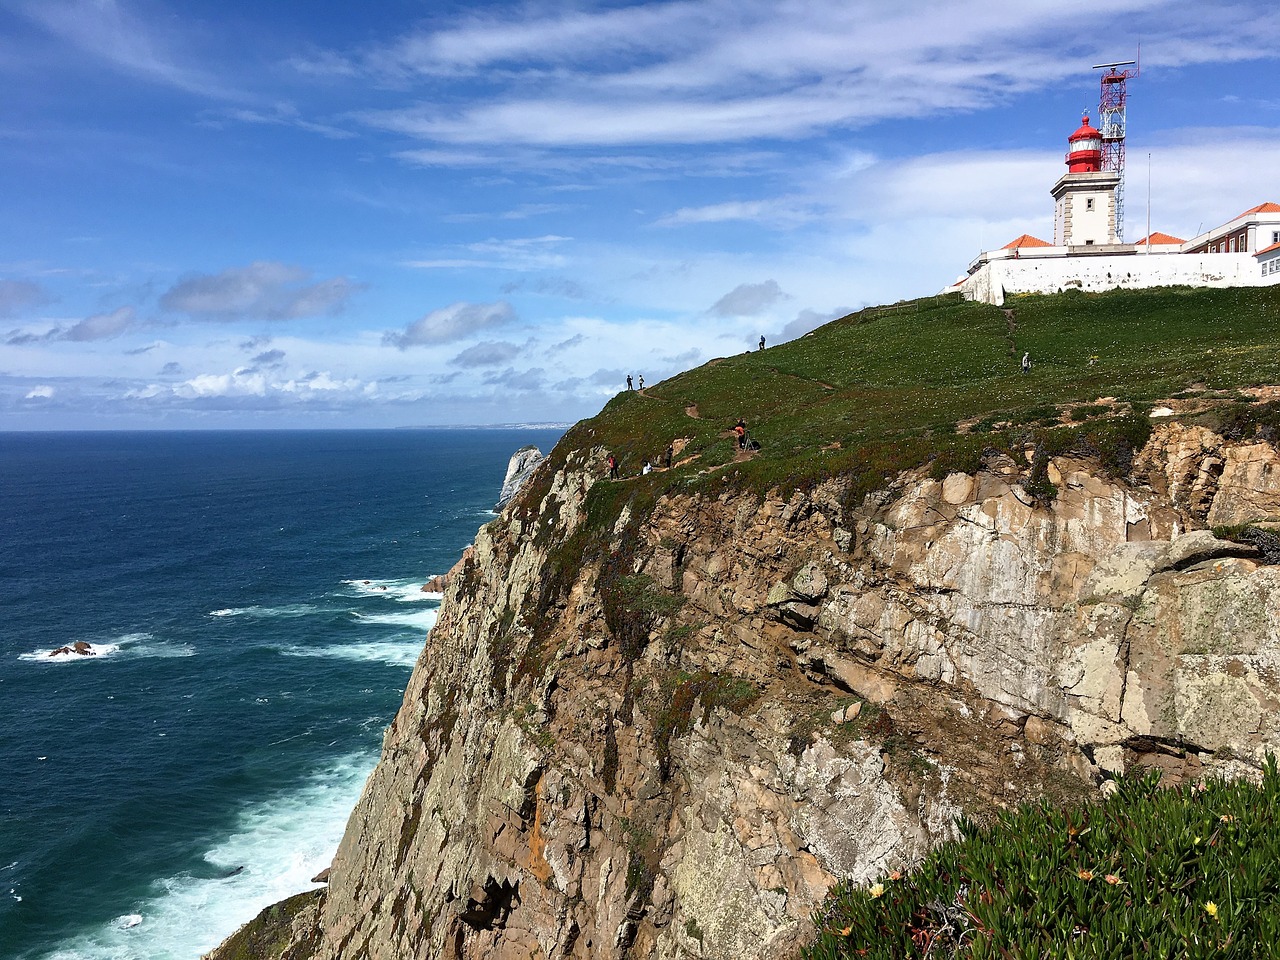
[5,305,136,344]
[63,305,136,341]
[709,279,788,317]
[160,262,360,321]
[0,279,48,317]
[24,384,54,399]
[384,301,516,348]
[450,340,522,368]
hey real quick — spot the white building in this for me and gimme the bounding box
[954,116,1280,305]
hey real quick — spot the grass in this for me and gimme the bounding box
[534,285,1280,521]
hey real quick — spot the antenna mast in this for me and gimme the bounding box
[1093,50,1139,241]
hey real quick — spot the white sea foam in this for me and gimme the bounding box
[280,639,424,668]
[208,604,324,619]
[352,608,439,631]
[17,633,194,665]
[37,753,376,960]
[340,577,438,603]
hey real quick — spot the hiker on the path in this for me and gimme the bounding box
[638,374,645,389]
[608,454,618,479]
[759,335,766,351]
[734,419,747,450]
[642,461,652,475]
[665,444,674,469]
[626,374,633,390]
[1021,352,1032,375]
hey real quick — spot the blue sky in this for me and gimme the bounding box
[3,0,1279,428]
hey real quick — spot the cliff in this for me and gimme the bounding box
[212,286,1280,960]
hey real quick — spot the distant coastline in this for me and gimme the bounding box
[394,422,573,431]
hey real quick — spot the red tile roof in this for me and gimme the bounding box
[1135,231,1185,246]
[1003,234,1052,249]
[1235,202,1280,220]
[1256,241,1280,258]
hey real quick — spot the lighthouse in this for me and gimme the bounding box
[1051,115,1121,247]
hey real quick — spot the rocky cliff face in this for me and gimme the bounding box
[496,445,547,511]
[264,420,1280,960]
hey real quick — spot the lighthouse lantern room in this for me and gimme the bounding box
[1051,114,1120,247]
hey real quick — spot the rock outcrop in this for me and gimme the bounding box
[496,445,546,511]
[247,420,1280,960]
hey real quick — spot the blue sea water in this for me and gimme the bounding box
[0,429,562,960]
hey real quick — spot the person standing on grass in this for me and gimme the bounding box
[759,335,766,351]
[1021,352,1032,375]
[665,444,674,469]
[608,454,618,479]
[734,419,747,450]
[638,374,645,389]
[626,374,633,390]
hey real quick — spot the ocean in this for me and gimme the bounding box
[0,429,562,960]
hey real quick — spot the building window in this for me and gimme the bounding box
[1272,231,1279,244]
[1086,198,1095,211]
[1085,239,1094,246]
[1230,238,1237,252]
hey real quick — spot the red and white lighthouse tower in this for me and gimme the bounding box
[1051,114,1120,247]
[1065,115,1103,172]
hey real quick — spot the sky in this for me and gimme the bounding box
[2,0,1279,429]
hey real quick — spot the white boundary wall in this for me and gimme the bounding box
[960,252,1263,306]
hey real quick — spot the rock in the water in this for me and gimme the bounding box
[422,546,474,597]
[48,641,94,658]
[495,445,545,510]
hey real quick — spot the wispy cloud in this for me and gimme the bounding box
[443,203,569,223]
[402,236,571,272]
[207,103,355,140]
[15,0,241,99]
[160,262,361,322]
[336,1,1280,156]
[654,198,812,228]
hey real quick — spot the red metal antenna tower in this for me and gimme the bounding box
[1093,50,1139,241]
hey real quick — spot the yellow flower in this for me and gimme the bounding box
[1205,901,1219,920]
[1077,869,1094,881]
[1220,814,1236,823]
[869,883,885,899]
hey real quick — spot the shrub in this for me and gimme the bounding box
[806,758,1280,959]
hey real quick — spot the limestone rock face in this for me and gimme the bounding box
[276,422,1280,960]
[496,445,546,511]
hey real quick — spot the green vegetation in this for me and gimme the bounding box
[805,760,1280,960]
[649,669,760,778]
[205,889,321,960]
[540,285,1280,514]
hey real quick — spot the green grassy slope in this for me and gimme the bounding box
[554,285,1280,503]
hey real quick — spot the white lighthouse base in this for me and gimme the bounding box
[958,249,1273,306]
